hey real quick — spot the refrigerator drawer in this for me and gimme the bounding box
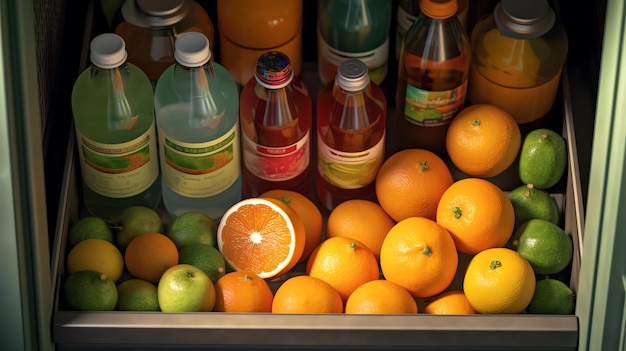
[50,62,583,350]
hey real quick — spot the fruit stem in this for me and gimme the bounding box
[472,119,481,127]
[525,184,534,198]
[540,133,548,140]
[349,242,357,250]
[419,161,429,172]
[490,260,502,270]
[452,207,462,219]
[277,196,292,205]
[420,246,432,256]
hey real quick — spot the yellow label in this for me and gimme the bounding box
[159,122,241,198]
[76,122,159,198]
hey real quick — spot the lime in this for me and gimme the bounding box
[68,216,114,248]
[527,278,575,314]
[507,184,560,228]
[513,219,573,275]
[64,270,117,311]
[115,206,165,251]
[167,212,218,249]
[178,243,226,282]
[66,238,125,282]
[116,278,160,311]
[519,128,567,189]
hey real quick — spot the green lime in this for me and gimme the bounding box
[178,243,226,282]
[115,206,165,251]
[167,212,218,249]
[514,219,573,275]
[116,279,160,311]
[64,270,118,311]
[519,128,567,189]
[508,184,560,228]
[527,278,575,314]
[68,216,114,248]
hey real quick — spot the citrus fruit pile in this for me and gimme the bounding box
[63,104,574,316]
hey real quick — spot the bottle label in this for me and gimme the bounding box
[243,131,310,182]
[159,122,241,198]
[318,30,389,69]
[403,82,468,126]
[317,133,385,190]
[76,122,159,198]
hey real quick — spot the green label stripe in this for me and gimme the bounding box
[164,131,236,155]
[82,144,150,174]
[164,144,234,174]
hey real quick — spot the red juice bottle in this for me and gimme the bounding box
[239,51,313,198]
[316,59,387,211]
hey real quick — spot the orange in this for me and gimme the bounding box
[463,247,536,314]
[124,232,179,284]
[260,189,323,263]
[213,271,274,312]
[446,104,521,178]
[272,275,343,314]
[423,290,477,315]
[306,236,380,302]
[379,217,458,298]
[436,177,515,255]
[375,148,453,222]
[326,199,395,260]
[217,197,306,279]
[345,279,418,314]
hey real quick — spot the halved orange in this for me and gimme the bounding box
[217,198,306,280]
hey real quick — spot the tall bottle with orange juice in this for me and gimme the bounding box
[217,0,303,86]
[467,0,568,124]
[395,0,470,157]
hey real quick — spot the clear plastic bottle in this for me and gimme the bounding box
[395,0,470,157]
[316,59,387,211]
[217,0,303,86]
[317,0,392,85]
[114,0,215,83]
[71,33,161,223]
[154,32,241,220]
[239,51,313,198]
[468,0,568,124]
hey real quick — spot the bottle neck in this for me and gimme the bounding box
[173,63,224,129]
[91,62,139,131]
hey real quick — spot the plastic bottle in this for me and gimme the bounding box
[217,0,303,86]
[114,0,215,83]
[467,0,568,124]
[154,32,241,220]
[316,59,387,211]
[395,0,469,59]
[71,33,161,223]
[239,51,313,198]
[395,0,470,157]
[317,0,392,86]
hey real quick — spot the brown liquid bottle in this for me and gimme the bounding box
[395,0,470,157]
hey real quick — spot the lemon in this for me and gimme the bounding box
[528,278,575,315]
[167,212,218,249]
[513,219,573,275]
[68,216,114,248]
[507,183,560,229]
[178,243,226,283]
[116,279,160,311]
[64,270,117,311]
[66,238,124,282]
[519,128,567,189]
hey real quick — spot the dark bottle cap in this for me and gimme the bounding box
[255,51,294,89]
[336,59,369,91]
[494,0,555,39]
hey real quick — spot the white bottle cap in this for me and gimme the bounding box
[174,32,211,67]
[121,0,190,28]
[90,33,128,69]
[336,59,369,91]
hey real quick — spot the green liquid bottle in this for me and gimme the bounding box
[71,33,161,223]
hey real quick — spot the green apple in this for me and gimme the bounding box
[158,264,216,312]
[114,206,164,251]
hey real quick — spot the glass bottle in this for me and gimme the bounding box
[239,52,313,198]
[71,33,161,223]
[468,0,568,124]
[317,0,392,86]
[316,59,387,211]
[217,0,303,86]
[114,0,215,83]
[154,32,241,221]
[395,0,470,157]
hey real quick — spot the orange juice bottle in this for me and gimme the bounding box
[467,0,568,124]
[217,0,302,86]
[114,0,215,83]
